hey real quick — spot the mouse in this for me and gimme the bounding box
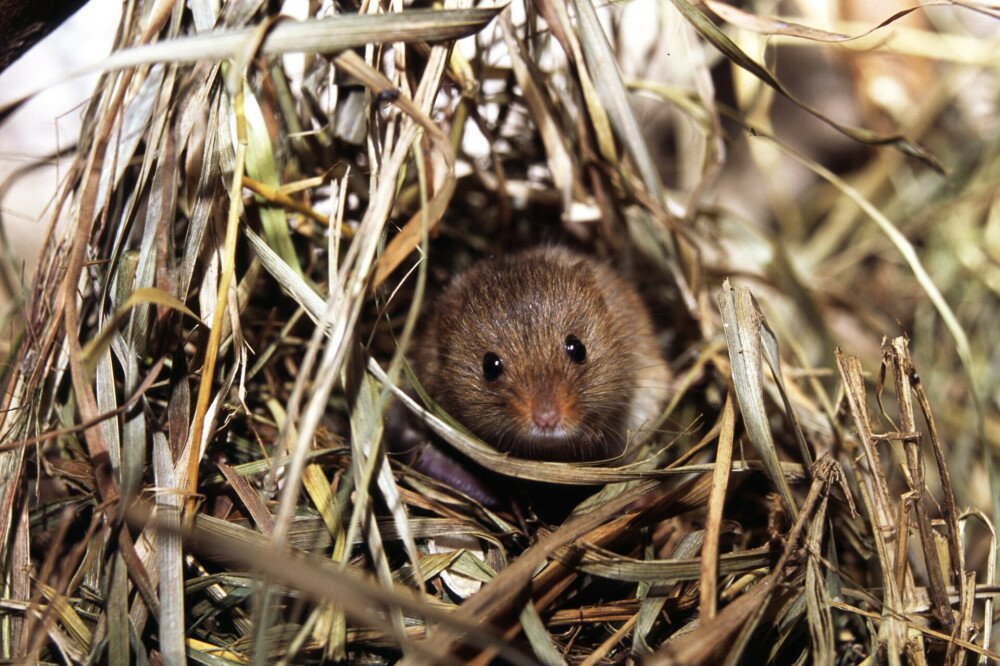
[396,246,670,507]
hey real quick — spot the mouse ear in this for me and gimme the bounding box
[567,258,602,293]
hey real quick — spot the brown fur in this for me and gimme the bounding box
[415,247,670,462]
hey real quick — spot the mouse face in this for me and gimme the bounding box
[417,249,649,461]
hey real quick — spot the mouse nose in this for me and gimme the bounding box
[532,399,563,429]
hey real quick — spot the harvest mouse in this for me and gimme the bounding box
[396,246,670,506]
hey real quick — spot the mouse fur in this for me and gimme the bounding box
[413,246,669,463]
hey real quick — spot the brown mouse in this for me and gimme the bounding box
[413,246,670,468]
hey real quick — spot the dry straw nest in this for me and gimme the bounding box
[0,0,998,663]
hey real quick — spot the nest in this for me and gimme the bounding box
[1,0,998,663]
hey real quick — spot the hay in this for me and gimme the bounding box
[0,0,998,663]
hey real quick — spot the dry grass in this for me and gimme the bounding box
[0,0,998,663]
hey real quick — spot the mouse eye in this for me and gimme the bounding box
[482,352,504,381]
[564,335,586,364]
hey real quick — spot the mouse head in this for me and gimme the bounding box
[423,250,641,461]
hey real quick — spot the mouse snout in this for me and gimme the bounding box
[515,382,579,437]
[532,397,563,429]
